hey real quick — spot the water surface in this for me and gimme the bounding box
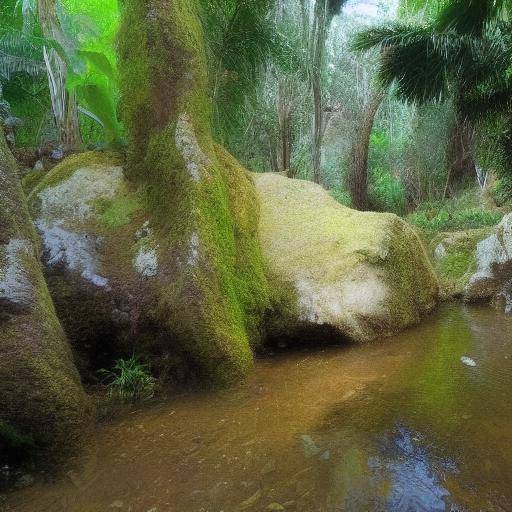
[5,305,512,511]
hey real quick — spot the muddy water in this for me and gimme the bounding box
[5,305,512,512]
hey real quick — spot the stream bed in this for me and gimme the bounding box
[4,304,512,512]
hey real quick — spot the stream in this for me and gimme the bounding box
[4,304,512,512]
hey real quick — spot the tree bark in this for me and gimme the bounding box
[311,0,328,184]
[38,0,82,151]
[347,89,385,211]
[277,79,293,176]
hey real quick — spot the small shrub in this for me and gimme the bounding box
[408,209,503,231]
[98,356,156,403]
[330,187,351,206]
[369,167,407,216]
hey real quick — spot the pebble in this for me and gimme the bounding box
[461,356,477,367]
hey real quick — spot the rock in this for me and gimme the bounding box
[0,128,91,464]
[14,474,34,489]
[33,159,44,172]
[465,213,512,311]
[461,356,476,367]
[27,147,269,383]
[267,503,285,511]
[254,173,439,343]
[50,147,64,161]
[434,243,447,259]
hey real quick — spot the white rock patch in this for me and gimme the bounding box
[36,220,109,288]
[295,267,387,330]
[35,166,124,288]
[0,239,33,306]
[187,232,200,266]
[175,113,211,182]
[134,245,158,278]
[38,166,124,221]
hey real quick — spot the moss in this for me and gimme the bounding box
[424,228,492,298]
[0,128,92,467]
[21,169,46,196]
[95,190,143,229]
[27,150,123,202]
[118,0,270,384]
[253,173,439,342]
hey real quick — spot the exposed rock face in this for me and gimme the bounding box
[253,173,439,342]
[27,152,169,378]
[28,148,269,383]
[465,213,512,312]
[0,129,91,464]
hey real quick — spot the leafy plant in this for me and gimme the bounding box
[98,356,156,404]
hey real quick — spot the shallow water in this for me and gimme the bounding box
[4,304,512,512]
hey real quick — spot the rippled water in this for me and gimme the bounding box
[4,305,512,512]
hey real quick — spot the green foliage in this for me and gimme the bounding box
[409,207,502,231]
[199,0,278,141]
[98,356,156,404]
[369,167,407,215]
[0,421,35,450]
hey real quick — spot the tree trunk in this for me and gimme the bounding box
[38,0,82,151]
[445,118,475,197]
[311,0,328,184]
[118,0,269,384]
[347,89,385,211]
[277,79,293,177]
[0,127,91,464]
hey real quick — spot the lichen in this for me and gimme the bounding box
[0,238,34,308]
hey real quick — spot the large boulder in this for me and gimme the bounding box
[0,129,91,465]
[465,213,512,311]
[426,213,512,311]
[253,173,439,343]
[27,149,269,383]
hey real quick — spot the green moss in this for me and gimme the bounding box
[253,173,439,342]
[424,228,491,298]
[27,151,123,202]
[118,0,270,384]
[0,128,92,466]
[95,192,142,229]
[22,169,46,196]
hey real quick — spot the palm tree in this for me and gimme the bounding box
[352,0,512,196]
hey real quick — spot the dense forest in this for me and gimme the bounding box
[1,0,512,511]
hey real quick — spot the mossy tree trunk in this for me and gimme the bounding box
[0,128,91,464]
[118,0,269,384]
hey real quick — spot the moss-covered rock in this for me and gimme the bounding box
[0,128,91,465]
[253,173,439,342]
[28,145,269,383]
[117,0,269,383]
[465,213,512,311]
